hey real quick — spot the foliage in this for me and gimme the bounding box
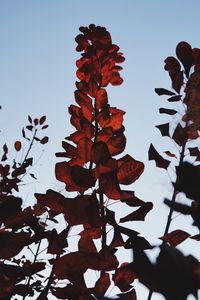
[1,25,200,300]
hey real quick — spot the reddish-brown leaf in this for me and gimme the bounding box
[40,136,49,144]
[117,155,144,185]
[120,190,145,207]
[78,236,97,253]
[62,141,77,158]
[77,138,93,162]
[164,151,177,158]
[71,165,95,188]
[94,273,110,296]
[176,41,194,78]
[92,141,111,164]
[117,289,137,300]
[120,202,153,222]
[99,172,121,200]
[0,232,32,259]
[14,141,22,152]
[159,230,190,247]
[34,118,39,125]
[96,88,108,109]
[113,263,136,292]
[39,115,46,125]
[107,133,126,156]
[149,144,170,169]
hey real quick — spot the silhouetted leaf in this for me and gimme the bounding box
[155,123,170,137]
[155,88,175,96]
[120,202,153,223]
[113,263,136,292]
[94,273,110,296]
[39,116,46,125]
[159,108,177,115]
[40,136,49,144]
[167,95,182,102]
[149,144,170,169]
[159,230,190,247]
[176,41,194,78]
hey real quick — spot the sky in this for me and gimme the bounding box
[1,1,200,299]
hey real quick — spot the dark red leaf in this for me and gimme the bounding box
[155,88,175,96]
[77,138,93,163]
[120,190,145,207]
[78,236,97,253]
[159,108,177,115]
[117,289,137,300]
[120,202,153,222]
[107,133,126,156]
[40,136,49,144]
[28,115,32,124]
[61,141,77,158]
[71,165,95,188]
[0,232,32,258]
[41,124,48,129]
[14,141,22,152]
[99,172,121,200]
[164,151,176,158]
[188,147,200,157]
[3,144,8,154]
[190,234,200,241]
[92,141,111,164]
[176,41,194,78]
[96,88,108,109]
[113,263,136,292]
[164,56,183,93]
[94,272,110,296]
[39,115,46,125]
[159,230,190,247]
[155,123,170,137]
[34,118,39,125]
[149,144,170,169]
[117,155,144,185]
[167,95,182,102]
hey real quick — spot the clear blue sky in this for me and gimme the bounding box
[1,1,200,299]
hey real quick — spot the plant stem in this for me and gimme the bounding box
[147,141,186,300]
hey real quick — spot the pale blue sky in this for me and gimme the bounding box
[1,1,200,299]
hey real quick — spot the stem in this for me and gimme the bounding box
[38,224,71,298]
[22,128,37,165]
[147,140,187,300]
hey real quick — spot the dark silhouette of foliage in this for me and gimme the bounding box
[135,41,200,300]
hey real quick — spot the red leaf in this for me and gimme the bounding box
[107,133,126,156]
[77,138,93,162]
[176,41,194,78]
[40,136,49,144]
[39,115,46,125]
[120,202,153,222]
[164,56,183,93]
[62,141,77,158]
[120,190,145,207]
[117,289,137,300]
[155,123,170,137]
[34,118,39,125]
[159,230,190,247]
[92,141,111,164]
[14,141,22,152]
[0,232,32,258]
[155,88,175,96]
[71,165,95,188]
[164,151,177,158]
[159,108,177,115]
[99,172,120,200]
[96,88,108,109]
[78,236,97,253]
[113,263,136,292]
[149,144,170,169]
[94,273,110,296]
[110,227,125,248]
[117,155,144,185]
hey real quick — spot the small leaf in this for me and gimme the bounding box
[176,41,194,78]
[155,123,170,137]
[26,125,33,131]
[34,118,39,125]
[159,230,190,247]
[164,151,176,158]
[28,115,32,123]
[39,115,46,125]
[159,108,177,115]
[155,88,175,96]
[149,144,170,169]
[14,141,22,152]
[120,202,153,222]
[167,95,182,102]
[41,124,48,129]
[40,136,49,144]
[172,124,186,146]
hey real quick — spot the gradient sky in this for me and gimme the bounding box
[1,1,200,299]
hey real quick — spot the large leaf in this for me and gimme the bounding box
[117,155,144,185]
